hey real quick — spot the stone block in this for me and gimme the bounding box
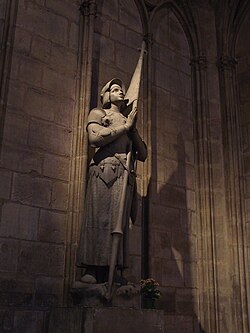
[0,168,12,199]
[183,73,192,99]
[160,184,186,209]
[69,22,79,50]
[18,149,43,174]
[17,241,65,277]
[12,173,52,208]
[4,111,29,145]
[0,144,19,170]
[38,209,66,243]
[7,82,25,110]
[19,58,43,86]
[110,20,125,42]
[165,314,194,333]
[1,146,43,174]
[172,230,197,262]
[48,307,165,333]
[116,43,138,74]
[155,62,184,96]
[180,209,197,236]
[153,9,169,46]
[101,0,118,21]
[13,311,44,333]
[0,238,18,272]
[0,202,39,240]
[129,225,141,256]
[186,190,196,211]
[43,153,70,180]
[119,1,142,33]
[179,120,193,142]
[51,181,69,211]
[186,164,195,190]
[125,29,142,50]
[150,229,171,260]
[42,67,75,98]
[184,262,197,288]
[54,98,74,128]
[93,35,115,65]
[24,88,55,121]
[150,204,180,231]
[0,290,33,308]
[154,86,171,114]
[123,255,141,284]
[159,46,176,67]
[50,44,77,75]
[162,259,184,287]
[0,309,13,331]
[48,308,82,333]
[17,5,68,45]
[176,288,195,314]
[9,53,20,79]
[170,94,192,120]
[14,27,31,55]
[45,0,79,22]
[95,15,110,36]
[157,159,178,184]
[35,276,64,306]
[31,35,51,63]
[29,119,71,155]
[169,14,189,56]
[0,272,34,294]
[157,287,176,312]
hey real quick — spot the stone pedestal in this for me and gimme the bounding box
[70,281,141,309]
[48,307,165,333]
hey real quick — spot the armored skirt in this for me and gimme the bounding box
[76,146,136,269]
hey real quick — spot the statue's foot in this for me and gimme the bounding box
[80,274,97,284]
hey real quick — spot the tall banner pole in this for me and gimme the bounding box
[106,41,147,300]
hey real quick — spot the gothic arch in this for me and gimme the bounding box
[149,1,199,59]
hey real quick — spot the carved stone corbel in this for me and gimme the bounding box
[217,55,237,71]
[79,0,97,17]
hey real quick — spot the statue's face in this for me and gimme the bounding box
[109,84,124,103]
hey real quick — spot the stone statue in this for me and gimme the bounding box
[76,78,147,286]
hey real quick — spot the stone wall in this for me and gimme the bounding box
[0,0,79,314]
[150,7,197,330]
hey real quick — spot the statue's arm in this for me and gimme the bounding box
[129,129,147,162]
[88,123,128,148]
[87,108,129,148]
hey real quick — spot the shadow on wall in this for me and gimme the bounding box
[143,132,205,333]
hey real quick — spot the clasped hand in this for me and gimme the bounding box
[125,107,137,130]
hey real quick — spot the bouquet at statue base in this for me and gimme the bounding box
[140,278,161,309]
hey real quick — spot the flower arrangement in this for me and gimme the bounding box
[140,278,161,300]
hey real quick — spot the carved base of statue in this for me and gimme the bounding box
[71,276,140,308]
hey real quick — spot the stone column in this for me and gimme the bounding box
[64,0,97,304]
[218,55,250,333]
[0,0,19,154]
[141,33,152,280]
[191,55,220,333]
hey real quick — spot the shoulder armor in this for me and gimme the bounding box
[87,108,106,128]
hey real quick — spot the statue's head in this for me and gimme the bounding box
[100,78,125,109]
